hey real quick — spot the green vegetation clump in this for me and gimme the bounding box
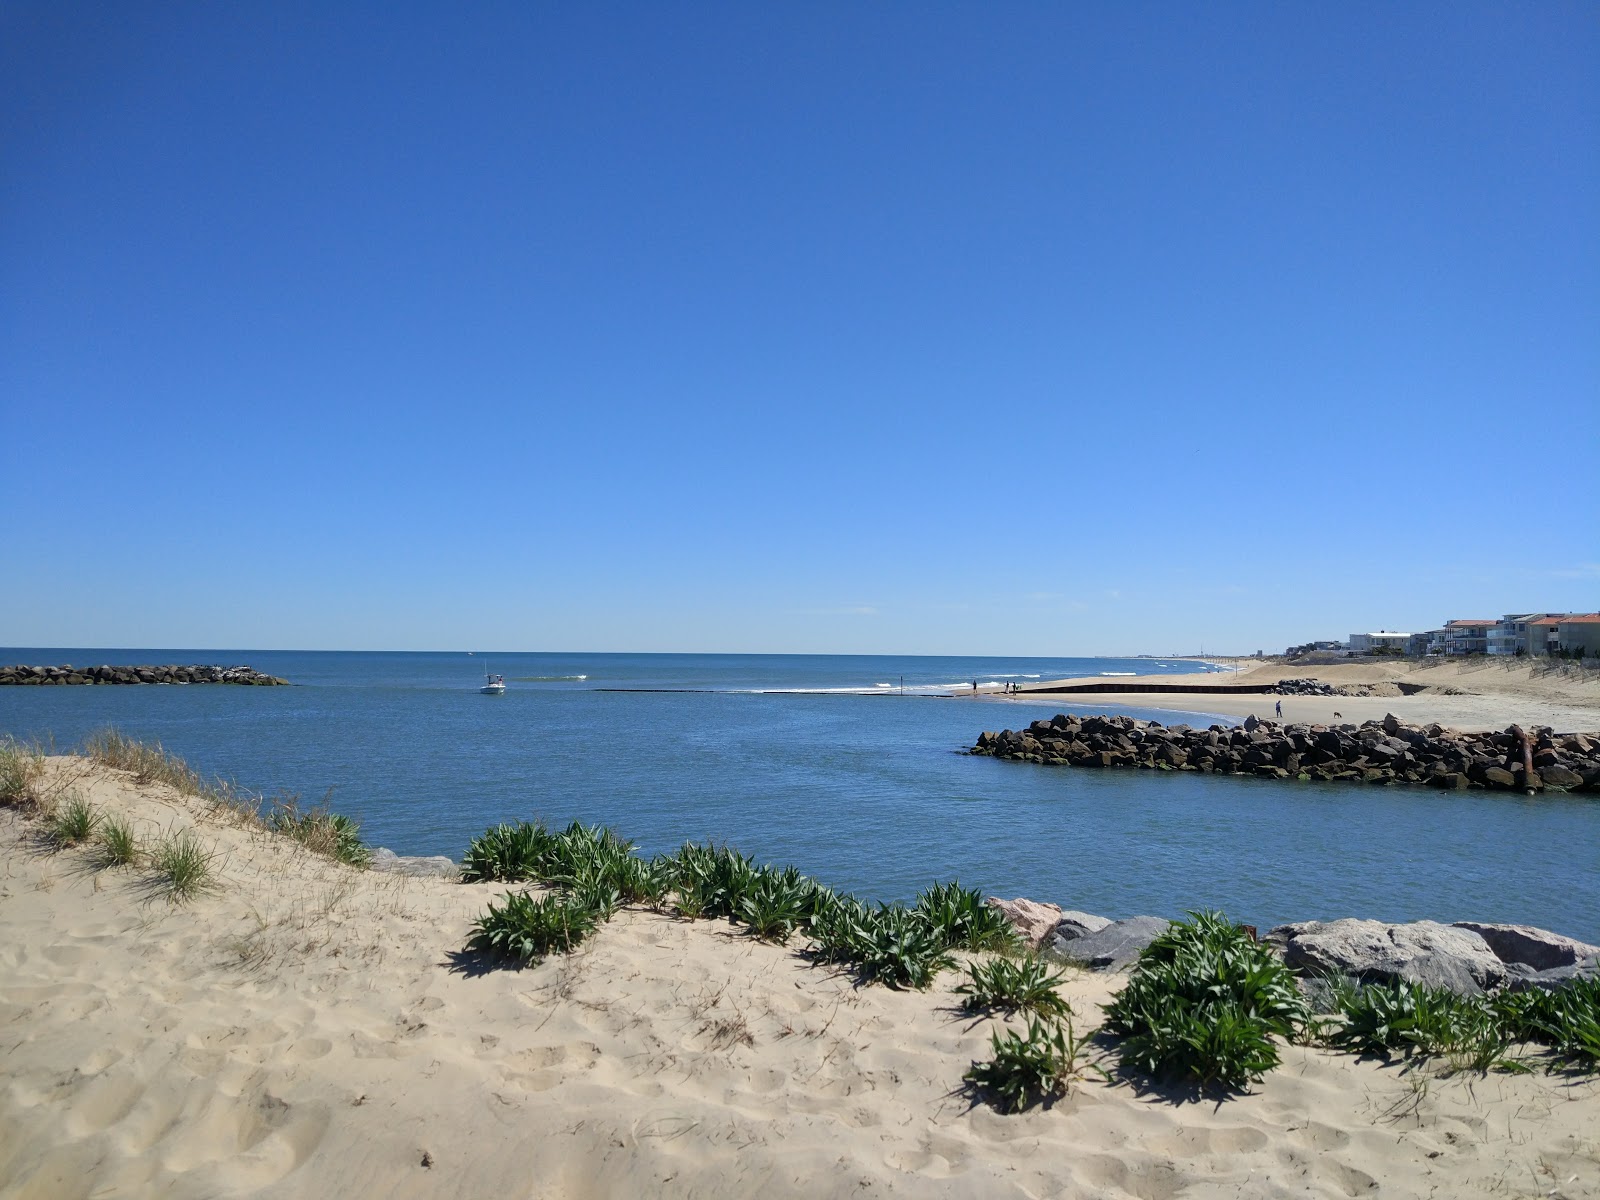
[49,793,101,847]
[955,954,1073,1020]
[1497,979,1600,1067]
[915,881,1023,954]
[1102,910,1309,1089]
[455,822,1014,989]
[1323,977,1508,1067]
[95,816,140,868]
[1322,976,1600,1072]
[150,829,217,901]
[266,794,371,867]
[460,820,554,882]
[467,890,600,964]
[737,866,823,944]
[963,1015,1091,1112]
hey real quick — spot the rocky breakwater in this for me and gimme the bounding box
[971,712,1600,792]
[0,663,289,686]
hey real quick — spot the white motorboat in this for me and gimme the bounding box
[480,671,506,695]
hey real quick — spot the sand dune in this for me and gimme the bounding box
[2,757,1597,1198]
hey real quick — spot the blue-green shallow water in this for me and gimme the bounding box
[4,649,1597,942]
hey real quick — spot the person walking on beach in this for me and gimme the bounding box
[1275,699,1283,718]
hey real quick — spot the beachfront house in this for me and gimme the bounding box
[1489,613,1572,656]
[1349,631,1412,654]
[1440,620,1494,655]
[1557,614,1600,658]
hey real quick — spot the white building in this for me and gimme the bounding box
[1349,631,1412,654]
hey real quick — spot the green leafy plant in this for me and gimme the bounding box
[846,904,954,989]
[956,954,1073,1020]
[916,882,1022,954]
[667,843,760,920]
[95,816,140,868]
[1324,978,1520,1071]
[1102,910,1308,1089]
[461,820,554,883]
[1492,980,1600,1068]
[49,793,100,847]
[150,829,217,901]
[467,890,600,964]
[737,868,818,943]
[266,793,371,867]
[964,1015,1091,1112]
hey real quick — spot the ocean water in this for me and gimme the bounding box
[3,648,1597,942]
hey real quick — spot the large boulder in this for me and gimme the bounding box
[1267,919,1507,994]
[369,848,461,880]
[1050,910,1113,944]
[1451,922,1600,972]
[985,897,1063,948]
[1054,916,1172,972]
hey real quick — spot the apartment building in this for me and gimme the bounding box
[1440,620,1495,655]
[1557,614,1600,657]
[1488,613,1571,656]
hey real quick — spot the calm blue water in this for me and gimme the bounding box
[3,649,1597,942]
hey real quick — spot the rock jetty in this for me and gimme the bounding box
[971,712,1600,792]
[0,664,289,686]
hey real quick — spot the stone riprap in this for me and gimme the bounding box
[970,712,1600,792]
[0,664,289,686]
[989,902,1600,994]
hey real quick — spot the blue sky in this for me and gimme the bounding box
[3,3,1596,655]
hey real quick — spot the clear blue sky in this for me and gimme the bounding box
[3,3,1596,654]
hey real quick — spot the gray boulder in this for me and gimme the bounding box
[1053,916,1171,971]
[1267,919,1507,995]
[1051,910,1113,944]
[1451,922,1600,972]
[370,847,461,880]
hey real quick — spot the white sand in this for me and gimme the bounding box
[976,658,1600,732]
[2,758,1598,1198]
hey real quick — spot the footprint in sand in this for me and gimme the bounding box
[501,1042,602,1092]
[63,1071,144,1136]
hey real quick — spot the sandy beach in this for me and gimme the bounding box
[3,756,1597,1198]
[978,658,1600,732]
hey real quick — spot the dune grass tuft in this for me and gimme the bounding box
[265,792,371,867]
[49,793,101,847]
[0,738,45,806]
[95,816,141,868]
[150,829,218,901]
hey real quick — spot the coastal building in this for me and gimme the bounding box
[1557,614,1600,658]
[1488,613,1572,656]
[1405,631,1435,656]
[1440,619,1495,655]
[1349,631,1411,654]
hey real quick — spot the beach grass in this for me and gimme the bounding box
[49,793,101,848]
[94,816,141,869]
[265,793,371,867]
[149,829,218,902]
[82,728,248,816]
[0,738,45,806]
